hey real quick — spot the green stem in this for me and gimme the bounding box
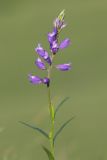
[47,55,55,159]
[48,86,54,157]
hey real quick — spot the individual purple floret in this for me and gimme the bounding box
[59,38,71,49]
[48,28,57,44]
[28,74,42,84]
[28,74,49,86]
[35,44,46,57]
[56,63,71,71]
[35,44,51,65]
[48,28,59,54]
[50,40,59,53]
[35,57,46,70]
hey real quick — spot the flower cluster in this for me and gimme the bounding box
[29,10,71,87]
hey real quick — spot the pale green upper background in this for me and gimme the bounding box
[0,0,107,159]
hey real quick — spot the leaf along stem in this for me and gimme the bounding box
[19,121,49,139]
[54,116,75,142]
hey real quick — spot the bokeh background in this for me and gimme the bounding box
[0,0,107,159]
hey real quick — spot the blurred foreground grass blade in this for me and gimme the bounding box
[19,121,49,139]
[54,116,75,142]
[54,97,70,118]
[42,146,54,160]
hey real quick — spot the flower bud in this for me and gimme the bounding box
[56,63,71,71]
[59,39,71,49]
[28,74,42,84]
[35,44,51,65]
[35,58,46,70]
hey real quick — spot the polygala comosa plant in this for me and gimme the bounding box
[20,10,75,160]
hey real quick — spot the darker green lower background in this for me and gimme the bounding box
[0,0,107,159]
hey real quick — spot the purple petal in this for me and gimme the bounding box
[28,74,42,84]
[45,56,52,65]
[54,18,65,30]
[35,58,46,70]
[50,40,59,53]
[60,23,67,29]
[35,44,47,58]
[53,18,59,28]
[59,39,71,49]
[56,63,71,71]
[35,44,51,65]
[53,17,66,31]
[48,28,57,44]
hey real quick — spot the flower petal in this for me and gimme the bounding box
[60,23,67,29]
[56,63,71,71]
[45,56,52,65]
[35,44,47,57]
[54,18,65,30]
[35,58,46,70]
[28,74,42,84]
[59,39,71,49]
[35,44,52,65]
[48,28,57,44]
[50,40,59,53]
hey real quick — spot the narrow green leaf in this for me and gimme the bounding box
[42,146,54,160]
[54,116,75,142]
[19,121,49,139]
[54,97,70,118]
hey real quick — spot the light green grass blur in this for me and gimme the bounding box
[0,0,107,159]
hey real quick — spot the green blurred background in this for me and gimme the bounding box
[0,0,107,159]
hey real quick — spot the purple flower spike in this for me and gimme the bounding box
[35,44,52,65]
[35,58,46,70]
[56,63,71,71]
[28,74,42,84]
[59,38,71,49]
[48,28,57,44]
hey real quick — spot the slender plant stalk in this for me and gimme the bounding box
[47,55,55,158]
[27,10,72,160]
